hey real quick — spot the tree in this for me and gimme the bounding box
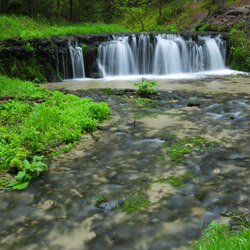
[69,0,73,21]
[217,0,227,12]
[112,0,147,31]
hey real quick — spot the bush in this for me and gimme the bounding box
[229,26,250,72]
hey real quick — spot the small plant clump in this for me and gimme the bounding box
[134,77,158,96]
[162,136,219,164]
[152,171,195,186]
[120,194,150,213]
[104,87,113,95]
[192,221,250,250]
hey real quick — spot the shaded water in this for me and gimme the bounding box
[1,76,250,250]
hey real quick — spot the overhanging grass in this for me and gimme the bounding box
[0,15,129,40]
[0,75,110,188]
[192,221,250,250]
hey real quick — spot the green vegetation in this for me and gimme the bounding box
[0,15,128,40]
[161,136,219,164]
[0,75,110,189]
[120,194,150,213]
[229,23,250,72]
[104,87,113,95]
[192,221,250,250]
[134,78,158,96]
[153,171,195,186]
[7,155,48,190]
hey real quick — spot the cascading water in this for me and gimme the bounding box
[204,37,225,70]
[56,41,85,80]
[69,41,85,78]
[97,34,226,77]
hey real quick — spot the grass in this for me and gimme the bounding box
[161,136,219,164]
[192,221,250,250]
[0,75,110,189]
[152,171,195,186]
[0,15,129,40]
[120,195,150,213]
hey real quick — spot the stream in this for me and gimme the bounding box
[0,75,250,250]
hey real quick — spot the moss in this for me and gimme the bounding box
[0,57,47,83]
[152,171,196,186]
[161,136,219,164]
[79,42,88,56]
[120,195,150,213]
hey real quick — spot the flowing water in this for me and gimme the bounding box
[1,76,250,250]
[97,34,226,77]
[57,33,227,80]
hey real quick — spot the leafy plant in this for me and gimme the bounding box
[229,25,250,72]
[7,155,48,190]
[192,220,250,250]
[134,77,158,96]
[104,87,113,95]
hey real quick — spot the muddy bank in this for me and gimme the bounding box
[1,77,250,250]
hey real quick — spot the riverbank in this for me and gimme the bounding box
[0,75,110,190]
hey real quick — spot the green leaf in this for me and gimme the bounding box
[15,171,26,181]
[12,182,30,190]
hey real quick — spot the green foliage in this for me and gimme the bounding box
[0,15,128,40]
[112,0,147,31]
[192,221,250,250]
[0,75,110,188]
[162,136,219,164]
[153,171,195,186]
[134,78,158,96]
[120,194,150,213]
[104,87,113,95]
[7,156,48,190]
[229,25,250,72]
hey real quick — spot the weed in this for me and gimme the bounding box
[191,220,250,250]
[162,136,219,164]
[134,78,158,96]
[152,171,195,186]
[120,194,150,213]
[104,87,113,95]
[7,155,48,190]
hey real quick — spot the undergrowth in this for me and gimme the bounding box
[192,221,250,250]
[0,15,128,40]
[0,75,110,189]
[229,22,250,72]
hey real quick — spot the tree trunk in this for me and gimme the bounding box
[217,0,227,12]
[56,0,60,19]
[69,0,73,22]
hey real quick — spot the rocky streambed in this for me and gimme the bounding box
[0,76,250,250]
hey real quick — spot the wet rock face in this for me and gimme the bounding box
[196,5,250,33]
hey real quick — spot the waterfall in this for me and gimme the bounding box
[204,37,225,70]
[56,41,85,80]
[97,34,226,77]
[69,41,85,78]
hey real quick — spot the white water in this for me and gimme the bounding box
[69,41,85,78]
[97,34,227,77]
